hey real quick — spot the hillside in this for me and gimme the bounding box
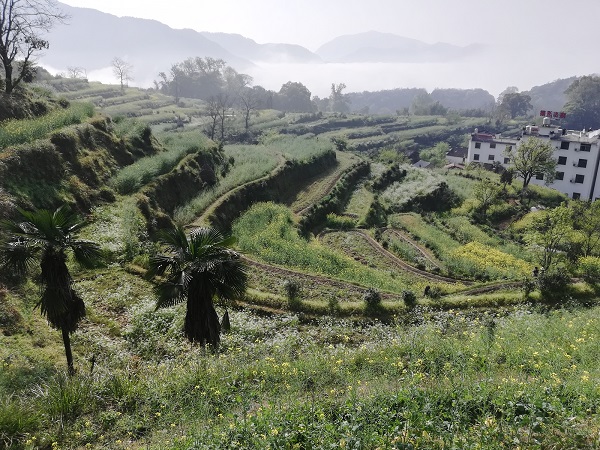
[1,81,600,449]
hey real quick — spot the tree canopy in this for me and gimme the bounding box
[564,75,600,131]
[157,57,252,102]
[498,92,532,119]
[504,138,556,189]
[274,81,313,112]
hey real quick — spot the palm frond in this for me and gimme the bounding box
[156,225,190,254]
[0,239,38,275]
[146,254,180,280]
[154,282,186,309]
[70,240,102,268]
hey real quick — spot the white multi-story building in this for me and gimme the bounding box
[467,119,600,200]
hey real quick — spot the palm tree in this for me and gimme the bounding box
[146,226,247,348]
[0,206,100,375]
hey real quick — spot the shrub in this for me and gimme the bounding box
[424,285,443,299]
[283,279,302,309]
[578,256,600,286]
[522,277,536,299]
[326,213,357,230]
[402,290,417,308]
[537,269,571,302]
[363,288,381,307]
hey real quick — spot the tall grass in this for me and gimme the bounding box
[109,145,200,194]
[0,102,94,148]
[260,134,333,162]
[174,145,279,224]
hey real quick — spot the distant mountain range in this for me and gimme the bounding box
[40,2,484,83]
[315,31,483,63]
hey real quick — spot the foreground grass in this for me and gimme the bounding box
[2,264,600,449]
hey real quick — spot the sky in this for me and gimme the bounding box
[52,0,600,97]
[58,0,600,53]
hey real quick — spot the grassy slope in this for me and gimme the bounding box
[2,81,600,449]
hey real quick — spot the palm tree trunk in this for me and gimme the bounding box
[62,328,75,376]
[185,285,221,348]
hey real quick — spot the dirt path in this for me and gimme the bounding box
[242,256,402,301]
[292,151,361,216]
[346,230,474,285]
[381,228,443,270]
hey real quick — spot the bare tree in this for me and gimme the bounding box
[238,87,260,132]
[111,57,133,92]
[215,93,232,142]
[0,0,67,94]
[66,66,85,79]
[205,93,232,142]
[205,96,220,141]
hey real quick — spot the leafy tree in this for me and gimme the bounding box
[420,142,449,167]
[146,226,247,348]
[564,75,600,130]
[524,204,573,270]
[572,200,600,257]
[504,138,556,190]
[410,91,447,115]
[578,256,600,286]
[157,57,251,102]
[112,57,133,92]
[275,81,313,112]
[473,178,501,220]
[0,206,100,375]
[498,92,532,119]
[500,168,514,190]
[0,0,66,94]
[496,86,518,106]
[329,82,350,113]
[331,136,348,151]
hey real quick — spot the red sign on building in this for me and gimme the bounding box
[540,110,567,119]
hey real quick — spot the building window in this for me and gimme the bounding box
[573,193,581,200]
[473,154,480,161]
[490,143,496,149]
[557,156,567,165]
[578,159,588,168]
[488,154,495,161]
[575,174,585,183]
[535,173,544,180]
[560,141,570,150]
[504,157,510,164]
[555,171,564,180]
[580,143,591,152]
[475,142,481,149]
